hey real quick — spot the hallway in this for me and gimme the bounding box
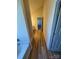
[17,0,61,59]
[23,30,60,59]
[28,30,48,59]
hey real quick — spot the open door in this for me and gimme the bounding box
[37,17,43,31]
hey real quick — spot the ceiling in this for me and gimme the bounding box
[29,0,44,14]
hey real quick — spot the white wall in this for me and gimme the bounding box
[43,0,57,49]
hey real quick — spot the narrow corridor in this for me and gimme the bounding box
[24,30,48,59]
[17,0,61,59]
[23,30,60,59]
